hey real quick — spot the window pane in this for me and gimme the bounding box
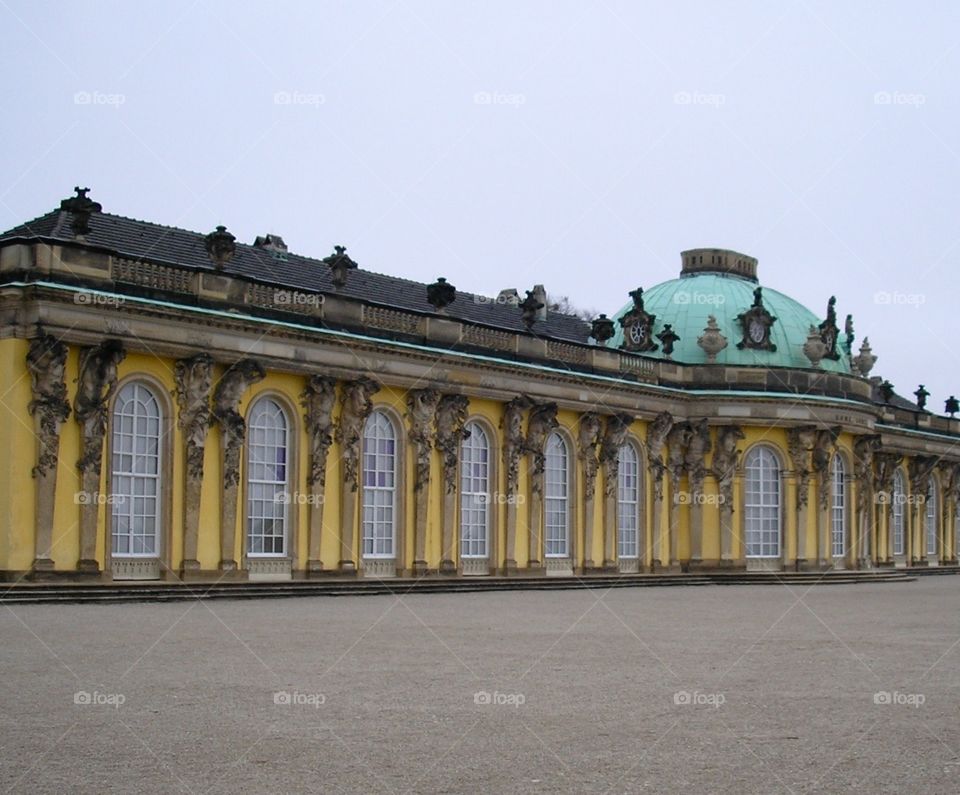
[744,447,780,558]
[246,399,289,558]
[362,412,396,559]
[111,383,162,559]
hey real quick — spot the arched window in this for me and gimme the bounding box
[362,411,397,558]
[247,398,289,556]
[831,454,846,558]
[460,422,490,559]
[744,446,781,558]
[111,382,162,557]
[544,433,570,558]
[617,444,640,559]
[926,478,939,560]
[892,470,905,556]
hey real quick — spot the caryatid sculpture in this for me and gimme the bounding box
[712,425,744,565]
[436,394,471,572]
[646,411,674,569]
[302,375,337,573]
[711,426,744,510]
[174,353,214,573]
[335,377,381,491]
[407,388,441,574]
[335,377,380,571]
[74,339,125,573]
[27,332,71,478]
[174,354,214,481]
[501,395,532,570]
[577,412,603,569]
[212,359,265,571]
[599,413,633,567]
[525,401,559,567]
[27,331,71,573]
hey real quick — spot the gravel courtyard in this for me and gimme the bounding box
[1,577,958,794]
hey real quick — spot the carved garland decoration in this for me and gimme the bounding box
[435,395,471,495]
[212,359,266,489]
[27,332,71,478]
[301,375,337,488]
[75,340,126,475]
[335,377,380,491]
[174,354,214,481]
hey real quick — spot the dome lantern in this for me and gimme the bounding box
[680,248,758,282]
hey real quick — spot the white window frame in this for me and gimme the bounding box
[617,444,640,559]
[831,454,846,558]
[892,470,905,556]
[926,478,938,560]
[362,411,397,559]
[544,432,570,559]
[744,446,781,558]
[246,398,290,558]
[110,382,162,559]
[460,422,490,559]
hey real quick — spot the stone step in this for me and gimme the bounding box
[0,570,918,604]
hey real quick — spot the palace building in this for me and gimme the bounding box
[0,187,958,582]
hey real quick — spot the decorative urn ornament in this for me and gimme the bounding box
[204,225,236,269]
[323,245,358,288]
[60,187,102,237]
[945,396,959,418]
[914,385,930,411]
[519,290,544,329]
[802,325,828,367]
[656,324,680,359]
[852,337,877,377]
[697,315,727,363]
[590,314,615,343]
[879,380,895,404]
[426,277,456,311]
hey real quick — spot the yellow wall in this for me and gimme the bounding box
[4,335,952,577]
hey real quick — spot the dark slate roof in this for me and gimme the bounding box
[869,380,922,412]
[1,206,593,344]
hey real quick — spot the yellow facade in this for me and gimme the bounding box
[5,331,955,580]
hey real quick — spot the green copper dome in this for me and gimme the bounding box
[603,249,852,374]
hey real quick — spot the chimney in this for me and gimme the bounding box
[253,234,288,260]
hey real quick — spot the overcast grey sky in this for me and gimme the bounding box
[3,1,959,409]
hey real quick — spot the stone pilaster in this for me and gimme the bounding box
[684,419,711,568]
[334,378,379,573]
[908,456,936,564]
[942,462,960,564]
[302,375,337,574]
[646,412,673,571]
[435,394,469,574]
[874,452,901,565]
[212,359,265,572]
[853,435,881,569]
[407,389,440,575]
[811,427,840,568]
[598,413,632,570]
[712,426,744,568]
[501,396,530,573]
[666,422,692,571]
[74,340,126,574]
[27,332,71,576]
[525,402,558,571]
[174,354,214,576]
[578,412,602,571]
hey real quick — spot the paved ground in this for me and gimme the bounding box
[1,578,959,794]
